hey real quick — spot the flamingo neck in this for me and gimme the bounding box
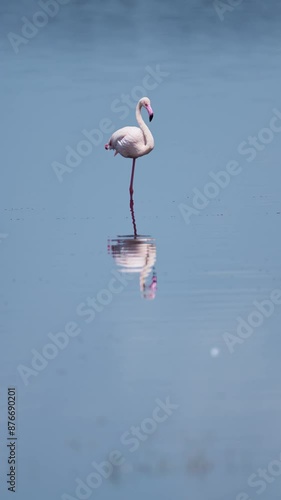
[136,102,154,149]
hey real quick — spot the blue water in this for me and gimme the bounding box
[1,0,281,499]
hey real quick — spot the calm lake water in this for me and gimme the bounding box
[1,0,281,499]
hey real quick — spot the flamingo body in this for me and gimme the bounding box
[105,97,154,194]
[107,126,153,159]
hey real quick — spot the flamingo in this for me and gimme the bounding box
[105,97,154,195]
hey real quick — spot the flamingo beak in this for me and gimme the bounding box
[147,105,154,122]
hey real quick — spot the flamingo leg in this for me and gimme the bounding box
[129,190,137,237]
[129,158,136,196]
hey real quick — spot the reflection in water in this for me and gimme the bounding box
[108,194,157,300]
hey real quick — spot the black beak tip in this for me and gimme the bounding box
[149,113,154,122]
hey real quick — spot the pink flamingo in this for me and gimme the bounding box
[105,97,154,195]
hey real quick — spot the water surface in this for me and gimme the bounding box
[1,1,281,499]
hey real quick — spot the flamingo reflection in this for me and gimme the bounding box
[108,193,157,300]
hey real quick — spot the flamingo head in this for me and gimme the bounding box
[140,97,154,122]
[141,270,157,300]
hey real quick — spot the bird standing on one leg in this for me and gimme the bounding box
[105,97,154,195]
